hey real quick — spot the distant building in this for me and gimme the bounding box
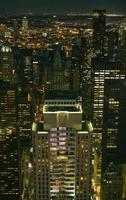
[22,17,28,31]
[0,45,15,83]
[92,9,106,56]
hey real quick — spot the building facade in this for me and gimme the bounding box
[32,95,93,200]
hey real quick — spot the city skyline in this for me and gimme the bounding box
[0,0,125,15]
[0,8,126,200]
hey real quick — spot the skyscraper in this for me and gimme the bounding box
[92,9,106,56]
[0,46,19,199]
[32,92,93,200]
[92,58,126,139]
[46,45,70,91]
[92,57,126,197]
[22,17,29,32]
[101,79,126,200]
[0,45,15,83]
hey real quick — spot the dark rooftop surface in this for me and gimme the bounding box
[45,106,80,112]
[45,90,79,100]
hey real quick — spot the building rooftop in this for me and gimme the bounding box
[45,105,80,112]
[45,90,79,100]
[92,57,125,70]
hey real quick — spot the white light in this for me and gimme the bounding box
[28,163,32,169]
[37,131,48,134]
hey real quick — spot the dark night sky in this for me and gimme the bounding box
[0,0,125,14]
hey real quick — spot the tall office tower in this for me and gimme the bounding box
[32,93,93,200]
[46,45,70,91]
[119,23,126,47]
[13,19,19,39]
[101,79,126,200]
[0,45,15,83]
[23,50,33,87]
[15,47,35,198]
[0,45,20,199]
[80,36,93,120]
[32,50,41,89]
[22,16,28,31]
[17,90,33,195]
[14,48,41,107]
[92,9,106,56]
[17,90,33,152]
[76,127,92,200]
[32,127,49,200]
[14,48,33,88]
[118,23,126,65]
[71,44,81,92]
[92,58,126,134]
[21,149,33,200]
[92,58,126,198]
[105,31,119,60]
